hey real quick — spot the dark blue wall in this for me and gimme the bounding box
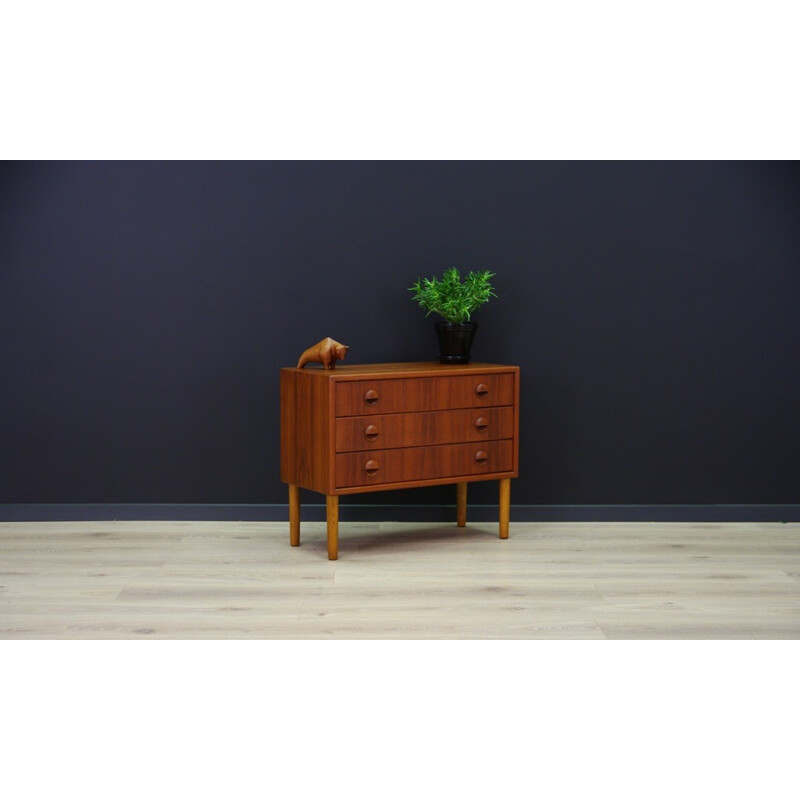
[1,161,799,508]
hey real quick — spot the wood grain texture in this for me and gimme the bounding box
[335,440,514,489]
[280,368,333,494]
[335,373,515,417]
[281,362,520,551]
[289,484,300,546]
[326,496,338,560]
[512,367,520,473]
[1,521,798,639]
[457,482,467,527]
[499,478,510,539]
[332,470,518,496]
[335,406,514,452]
[282,362,518,379]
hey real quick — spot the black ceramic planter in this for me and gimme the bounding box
[434,321,477,364]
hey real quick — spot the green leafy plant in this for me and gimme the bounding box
[408,268,497,325]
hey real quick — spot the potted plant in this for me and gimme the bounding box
[408,267,496,363]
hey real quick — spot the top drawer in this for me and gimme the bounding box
[335,373,515,417]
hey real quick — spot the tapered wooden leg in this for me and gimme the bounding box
[499,478,510,539]
[456,482,467,528]
[326,495,339,560]
[289,484,300,546]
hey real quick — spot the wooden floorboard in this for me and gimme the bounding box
[1,520,798,639]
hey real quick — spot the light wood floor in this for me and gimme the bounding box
[1,520,798,639]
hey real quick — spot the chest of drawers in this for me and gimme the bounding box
[280,362,519,559]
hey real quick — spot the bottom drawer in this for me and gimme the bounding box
[335,440,513,489]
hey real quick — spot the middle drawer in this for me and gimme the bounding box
[335,406,514,452]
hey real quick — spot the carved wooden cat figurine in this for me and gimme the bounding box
[296,338,349,370]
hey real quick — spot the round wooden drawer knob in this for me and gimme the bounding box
[364,424,379,441]
[475,383,489,398]
[364,459,380,476]
[474,416,489,432]
[364,389,379,406]
[475,450,489,465]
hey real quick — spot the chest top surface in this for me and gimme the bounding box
[280,361,518,380]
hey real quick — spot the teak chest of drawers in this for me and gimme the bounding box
[280,362,520,559]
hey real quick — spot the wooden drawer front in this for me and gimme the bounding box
[335,373,515,417]
[335,440,513,488]
[335,406,514,452]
